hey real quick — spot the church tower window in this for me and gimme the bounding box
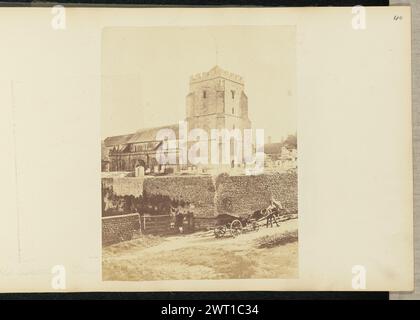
[203,90,207,98]
[231,90,235,99]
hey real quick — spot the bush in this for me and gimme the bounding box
[101,184,189,217]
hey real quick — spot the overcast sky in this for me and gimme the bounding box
[101,26,296,143]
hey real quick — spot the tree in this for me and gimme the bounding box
[283,134,297,149]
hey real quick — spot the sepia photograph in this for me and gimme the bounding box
[0,5,413,294]
[100,26,298,281]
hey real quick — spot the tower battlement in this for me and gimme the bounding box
[189,66,244,85]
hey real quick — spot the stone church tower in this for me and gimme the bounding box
[185,65,251,137]
[185,66,252,166]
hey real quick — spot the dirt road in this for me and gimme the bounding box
[103,219,298,281]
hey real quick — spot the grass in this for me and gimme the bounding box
[103,234,164,256]
[103,246,257,280]
[254,230,298,249]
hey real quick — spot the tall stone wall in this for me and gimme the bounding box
[215,172,298,216]
[142,172,298,217]
[101,172,298,218]
[143,176,216,217]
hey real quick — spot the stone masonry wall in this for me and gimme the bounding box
[143,176,216,217]
[101,172,298,219]
[142,172,298,217]
[102,213,141,246]
[215,172,298,216]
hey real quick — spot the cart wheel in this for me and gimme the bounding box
[230,220,243,237]
[214,226,225,238]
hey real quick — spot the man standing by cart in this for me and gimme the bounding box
[270,197,284,212]
[266,197,283,228]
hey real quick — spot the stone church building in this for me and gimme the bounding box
[103,66,252,172]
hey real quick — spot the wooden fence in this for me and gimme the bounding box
[141,214,173,235]
[141,213,196,235]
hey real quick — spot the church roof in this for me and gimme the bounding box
[103,133,134,147]
[104,123,179,147]
[127,123,179,144]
